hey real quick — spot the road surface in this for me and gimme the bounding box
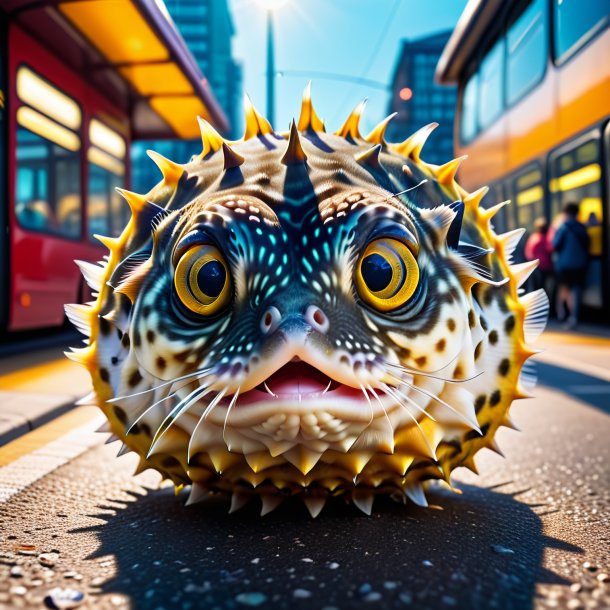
[0,326,608,610]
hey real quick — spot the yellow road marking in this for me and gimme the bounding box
[541,331,610,347]
[0,406,101,467]
[0,356,90,394]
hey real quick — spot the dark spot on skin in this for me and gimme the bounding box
[146,330,155,344]
[498,358,510,376]
[401,348,411,359]
[505,315,516,334]
[436,339,446,352]
[449,287,460,300]
[111,357,119,366]
[114,406,128,425]
[447,319,456,332]
[99,368,110,383]
[415,356,427,368]
[480,317,488,331]
[128,369,143,387]
[453,364,463,379]
[441,440,462,458]
[133,330,141,348]
[474,341,483,361]
[143,305,152,318]
[340,355,350,366]
[161,456,180,468]
[174,350,191,363]
[140,423,152,437]
[489,330,499,345]
[464,422,490,442]
[99,317,111,336]
[156,357,166,371]
[129,423,140,434]
[117,328,123,340]
[489,389,501,406]
[483,289,493,306]
[121,334,130,348]
[468,310,475,328]
[474,394,486,413]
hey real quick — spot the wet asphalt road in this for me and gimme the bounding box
[0,356,609,610]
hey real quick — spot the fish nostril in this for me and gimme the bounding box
[305,305,329,334]
[260,306,281,335]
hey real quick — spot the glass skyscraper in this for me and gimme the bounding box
[386,31,456,166]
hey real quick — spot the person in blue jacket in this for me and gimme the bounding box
[552,202,590,329]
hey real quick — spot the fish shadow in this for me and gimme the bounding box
[81,482,580,610]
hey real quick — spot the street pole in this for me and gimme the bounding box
[266,8,275,126]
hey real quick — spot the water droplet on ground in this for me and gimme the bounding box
[44,587,85,609]
[422,560,434,567]
[235,592,267,606]
[491,545,515,555]
[293,589,312,599]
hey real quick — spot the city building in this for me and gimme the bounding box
[387,31,456,165]
[132,0,242,194]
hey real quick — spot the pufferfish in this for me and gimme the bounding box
[66,85,548,517]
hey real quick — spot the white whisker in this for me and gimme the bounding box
[187,387,228,463]
[223,387,240,450]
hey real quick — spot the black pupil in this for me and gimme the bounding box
[362,253,392,292]
[197,260,226,298]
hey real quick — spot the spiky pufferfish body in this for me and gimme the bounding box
[66,87,548,516]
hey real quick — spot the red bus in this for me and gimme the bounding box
[0,0,228,333]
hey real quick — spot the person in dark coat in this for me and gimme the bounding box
[552,202,590,329]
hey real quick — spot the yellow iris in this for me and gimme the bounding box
[356,238,419,312]
[174,244,231,316]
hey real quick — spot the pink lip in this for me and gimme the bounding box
[226,361,364,406]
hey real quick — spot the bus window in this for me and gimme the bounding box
[553,0,610,63]
[507,0,547,106]
[460,71,478,144]
[514,166,544,237]
[478,37,505,129]
[14,66,82,239]
[87,118,126,239]
[549,137,603,307]
[15,126,81,238]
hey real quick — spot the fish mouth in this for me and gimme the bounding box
[235,360,367,407]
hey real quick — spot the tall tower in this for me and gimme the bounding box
[387,31,456,165]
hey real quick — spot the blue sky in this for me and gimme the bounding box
[229,0,467,134]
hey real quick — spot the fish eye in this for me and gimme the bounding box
[356,237,419,312]
[174,244,231,316]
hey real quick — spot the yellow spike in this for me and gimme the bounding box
[243,450,280,473]
[222,142,245,170]
[501,414,520,431]
[354,143,382,168]
[436,155,468,186]
[174,483,184,496]
[133,457,149,476]
[365,112,397,145]
[281,119,308,165]
[93,234,121,255]
[390,122,438,161]
[463,186,489,210]
[115,187,149,215]
[197,116,224,157]
[510,259,539,288]
[463,456,479,475]
[481,200,509,222]
[486,438,505,458]
[207,448,243,474]
[335,99,367,139]
[146,150,183,185]
[64,345,96,369]
[297,81,325,132]
[243,95,273,139]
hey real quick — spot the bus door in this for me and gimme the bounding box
[549,131,605,313]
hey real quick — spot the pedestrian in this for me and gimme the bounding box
[552,202,590,329]
[524,217,553,293]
